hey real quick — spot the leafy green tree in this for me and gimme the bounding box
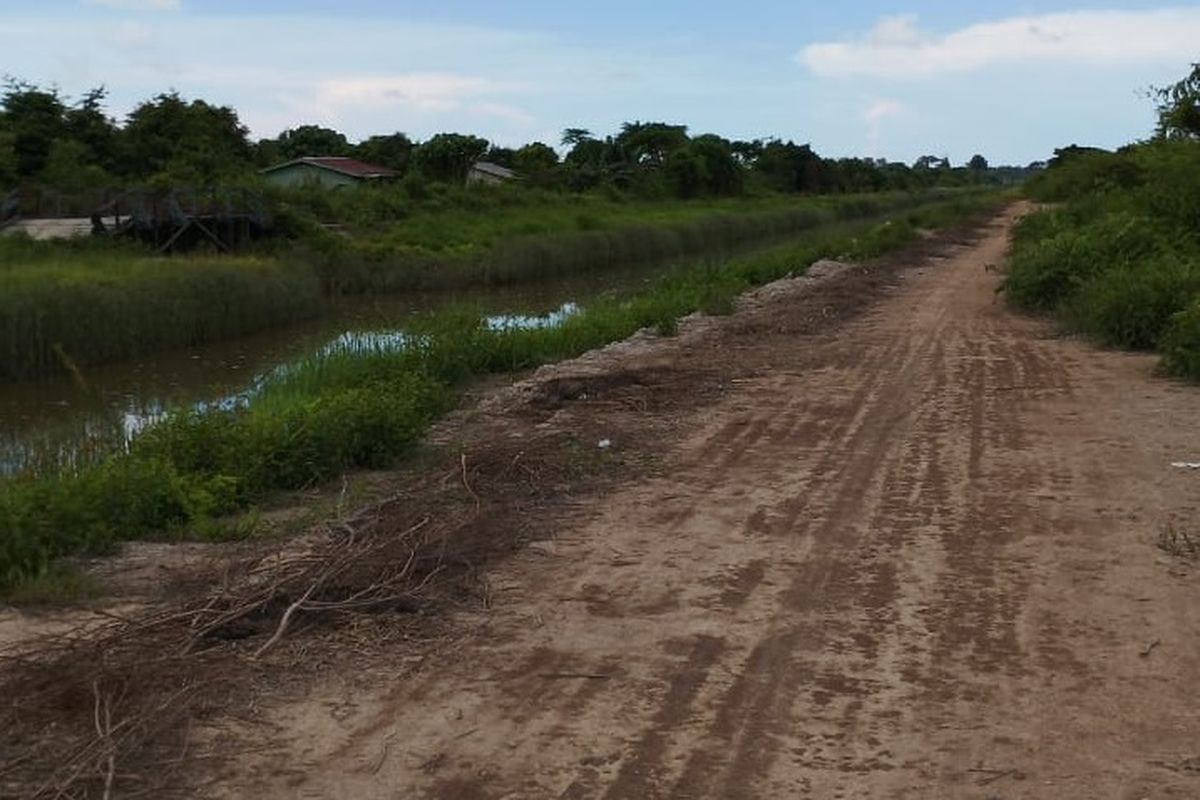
[483,145,517,168]
[513,142,559,186]
[355,132,414,172]
[968,154,989,171]
[513,142,558,173]
[0,129,16,186]
[560,128,594,148]
[64,87,119,174]
[1,80,68,177]
[730,139,764,167]
[1153,63,1200,139]
[271,124,350,160]
[40,139,112,187]
[755,139,824,193]
[688,135,743,196]
[616,121,689,166]
[413,133,489,183]
[665,149,708,198]
[122,92,253,182]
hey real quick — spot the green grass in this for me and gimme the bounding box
[0,193,1002,592]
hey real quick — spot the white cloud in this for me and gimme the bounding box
[83,0,180,10]
[801,9,1200,79]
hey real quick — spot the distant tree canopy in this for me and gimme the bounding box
[270,125,351,160]
[354,132,415,173]
[123,92,253,183]
[1154,62,1200,139]
[0,78,1041,198]
[412,133,489,183]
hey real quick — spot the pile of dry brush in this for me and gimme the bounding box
[0,435,587,799]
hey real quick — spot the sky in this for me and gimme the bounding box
[1,1,1198,165]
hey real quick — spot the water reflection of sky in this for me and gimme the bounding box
[0,303,581,476]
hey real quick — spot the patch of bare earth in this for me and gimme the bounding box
[5,204,1199,799]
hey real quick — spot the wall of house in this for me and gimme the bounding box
[467,170,506,186]
[263,164,360,189]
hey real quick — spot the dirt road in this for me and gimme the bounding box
[216,206,1200,799]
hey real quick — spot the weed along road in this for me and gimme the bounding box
[196,204,1200,799]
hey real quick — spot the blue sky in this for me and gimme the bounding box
[2,1,1198,165]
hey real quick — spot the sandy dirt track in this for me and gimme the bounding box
[216,206,1200,799]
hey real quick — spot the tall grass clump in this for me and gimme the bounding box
[0,236,323,381]
[0,193,1002,590]
[1006,138,1200,368]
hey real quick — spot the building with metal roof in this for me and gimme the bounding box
[261,157,398,189]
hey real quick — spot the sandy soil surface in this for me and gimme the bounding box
[191,205,1200,799]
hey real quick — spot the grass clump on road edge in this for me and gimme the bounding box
[1005,139,1200,371]
[0,193,1001,592]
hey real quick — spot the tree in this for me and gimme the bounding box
[560,128,594,148]
[355,132,414,172]
[413,133,489,183]
[512,142,559,182]
[968,154,989,171]
[755,139,824,193]
[1,80,68,177]
[687,135,744,196]
[1153,62,1200,139]
[665,149,708,198]
[483,145,517,168]
[122,92,253,182]
[0,129,16,186]
[615,121,689,166]
[64,86,119,174]
[271,124,350,160]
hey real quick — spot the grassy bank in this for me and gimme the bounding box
[1005,140,1200,378]
[0,237,322,382]
[0,192,1003,591]
[2,189,974,381]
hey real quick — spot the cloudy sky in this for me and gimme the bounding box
[2,1,1197,165]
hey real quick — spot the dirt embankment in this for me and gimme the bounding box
[5,205,1199,799]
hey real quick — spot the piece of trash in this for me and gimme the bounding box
[1171,462,1200,469]
[598,439,612,450]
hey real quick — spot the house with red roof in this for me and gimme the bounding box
[260,156,398,189]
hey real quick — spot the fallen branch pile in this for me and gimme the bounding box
[0,437,580,799]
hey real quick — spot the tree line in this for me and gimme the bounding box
[0,80,1033,199]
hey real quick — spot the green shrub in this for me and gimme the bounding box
[1067,256,1200,349]
[1161,299,1200,380]
[1005,212,1166,311]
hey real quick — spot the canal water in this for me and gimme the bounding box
[0,263,663,476]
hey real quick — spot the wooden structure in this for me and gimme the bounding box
[0,186,272,253]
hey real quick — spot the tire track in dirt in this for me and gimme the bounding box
[212,207,1200,800]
